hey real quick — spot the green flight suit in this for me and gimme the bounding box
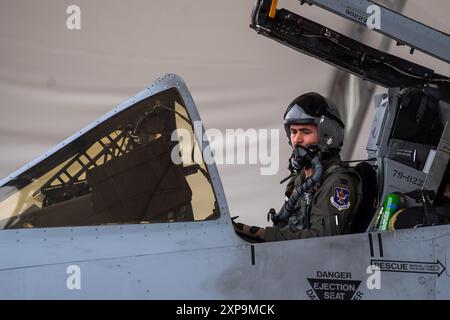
[265,156,362,241]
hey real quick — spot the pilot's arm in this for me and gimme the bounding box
[264,172,361,241]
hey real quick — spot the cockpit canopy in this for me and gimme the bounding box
[0,86,219,229]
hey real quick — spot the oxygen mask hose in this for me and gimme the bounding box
[284,155,323,216]
[272,146,323,223]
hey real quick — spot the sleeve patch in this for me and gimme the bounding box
[330,187,351,211]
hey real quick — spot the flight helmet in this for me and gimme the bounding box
[283,92,345,156]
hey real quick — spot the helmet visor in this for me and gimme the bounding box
[286,93,345,129]
[284,104,316,125]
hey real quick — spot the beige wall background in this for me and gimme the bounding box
[1,0,449,226]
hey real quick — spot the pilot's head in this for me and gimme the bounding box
[283,92,345,158]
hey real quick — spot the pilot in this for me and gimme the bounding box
[234,92,362,241]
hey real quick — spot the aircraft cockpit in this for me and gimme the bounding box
[251,0,450,234]
[365,87,450,231]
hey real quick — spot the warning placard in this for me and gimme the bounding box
[307,278,361,300]
[370,259,446,277]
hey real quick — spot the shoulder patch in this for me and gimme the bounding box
[330,187,351,211]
